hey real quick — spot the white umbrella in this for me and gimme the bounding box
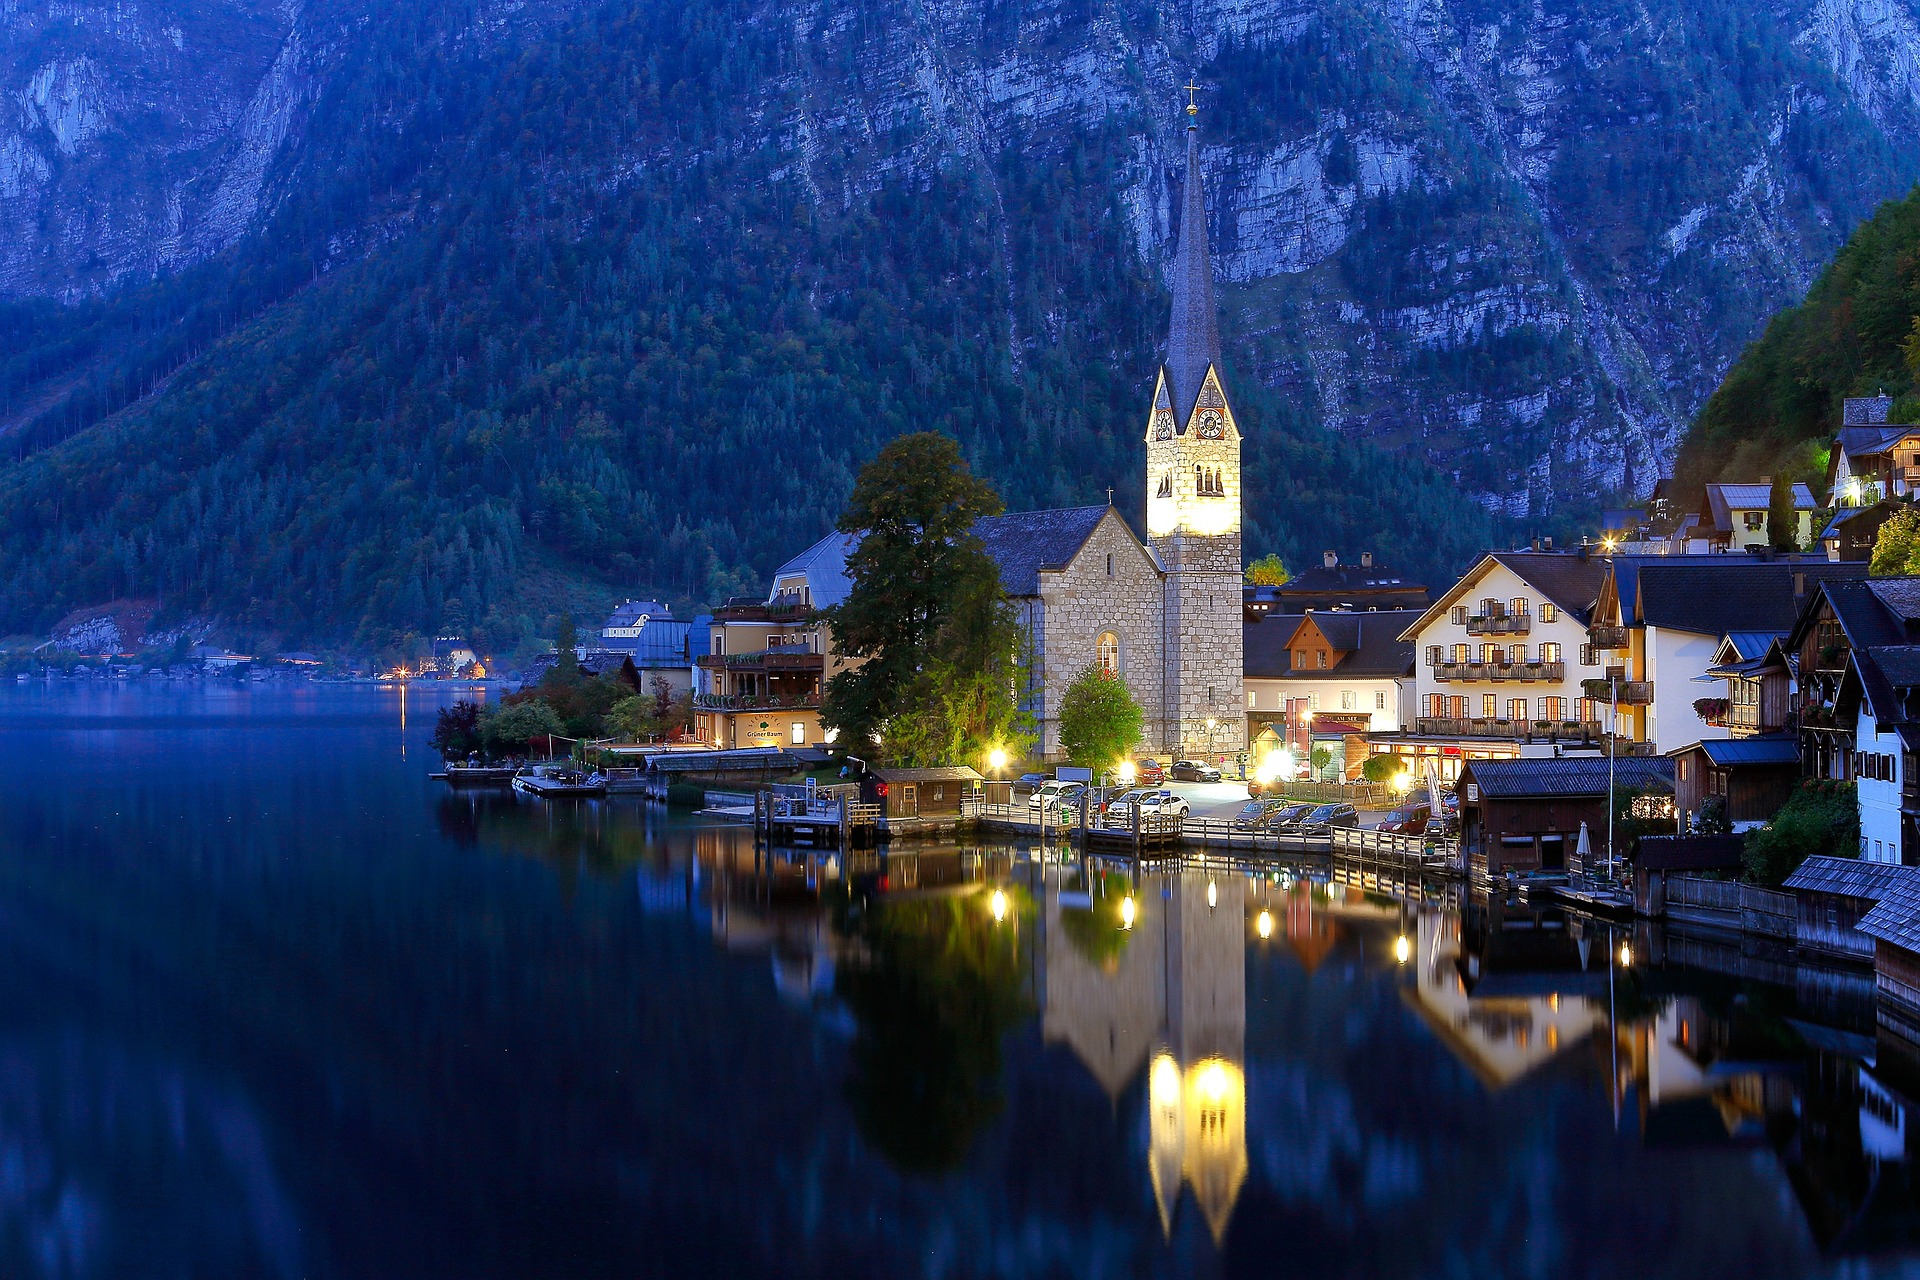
[1576,821,1592,875]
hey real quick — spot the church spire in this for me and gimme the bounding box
[1165,89,1221,424]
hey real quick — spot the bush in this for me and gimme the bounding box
[480,700,566,752]
[1743,780,1858,886]
[1360,754,1400,784]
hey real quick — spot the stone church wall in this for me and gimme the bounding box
[1029,510,1167,759]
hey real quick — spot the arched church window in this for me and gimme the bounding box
[1096,632,1120,676]
[1156,471,1173,499]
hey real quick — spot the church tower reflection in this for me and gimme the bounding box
[1040,866,1247,1243]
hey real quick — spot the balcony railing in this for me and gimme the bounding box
[694,691,822,711]
[1413,717,1603,742]
[1588,625,1629,650]
[1433,660,1566,683]
[1581,678,1653,705]
[1467,612,1531,636]
[696,648,824,672]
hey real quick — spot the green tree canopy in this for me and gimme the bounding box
[1871,506,1920,575]
[1245,553,1291,586]
[1744,781,1858,885]
[480,700,565,752]
[821,432,1007,756]
[1057,666,1145,771]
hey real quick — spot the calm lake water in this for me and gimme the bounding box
[2,683,1918,1278]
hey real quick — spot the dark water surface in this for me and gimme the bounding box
[2,684,1917,1278]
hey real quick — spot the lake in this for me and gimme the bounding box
[0,682,1913,1278]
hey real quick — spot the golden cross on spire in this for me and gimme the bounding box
[1184,80,1201,115]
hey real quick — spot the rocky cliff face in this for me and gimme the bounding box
[4,0,1919,521]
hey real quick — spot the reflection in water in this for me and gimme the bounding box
[18,685,1920,1275]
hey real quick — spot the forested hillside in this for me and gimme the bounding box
[5,0,1920,647]
[1675,185,1920,491]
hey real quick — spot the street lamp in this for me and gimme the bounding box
[987,747,1007,774]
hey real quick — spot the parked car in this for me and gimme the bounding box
[1262,803,1315,832]
[1378,804,1431,835]
[1018,772,1047,786]
[1027,780,1085,814]
[1170,759,1222,783]
[1106,788,1189,825]
[1132,758,1167,785]
[1291,803,1360,835]
[1232,798,1295,831]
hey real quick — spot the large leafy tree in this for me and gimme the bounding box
[1057,665,1146,771]
[821,433,1007,756]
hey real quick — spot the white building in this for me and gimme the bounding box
[1243,608,1418,780]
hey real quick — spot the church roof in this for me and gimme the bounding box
[973,506,1116,597]
[1164,113,1221,424]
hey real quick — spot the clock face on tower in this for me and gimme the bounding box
[1196,409,1224,440]
[1154,409,1175,441]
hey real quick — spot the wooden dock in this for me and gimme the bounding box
[752,783,879,848]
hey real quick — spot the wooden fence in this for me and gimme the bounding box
[1661,875,1796,940]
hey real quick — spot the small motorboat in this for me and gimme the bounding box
[512,766,607,798]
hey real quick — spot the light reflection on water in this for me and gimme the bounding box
[0,683,1912,1277]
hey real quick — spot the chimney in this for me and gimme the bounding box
[1794,571,1806,598]
[1531,538,1541,553]
[1361,552,1374,568]
[1543,537,1554,551]
[1323,550,1337,569]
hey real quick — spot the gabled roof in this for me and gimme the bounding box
[1870,579,1920,623]
[1244,609,1420,680]
[1722,631,1782,661]
[1784,854,1911,901]
[870,766,983,782]
[1789,578,1914,656]
[1460,756,1674,799]
[1834,424,1911,460]
[1279,562,1426,594]
[1855,867,1920,952]
[1629,561,1866,637]
[973,506,1127,597]
[771,531,858,609]
[1400,551,1609,641]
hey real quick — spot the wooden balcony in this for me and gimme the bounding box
[694,690,822,711]
[1413,717,1603,742]
[1433,660,1566,683]
[1467,612,1531,636]
[1588,624,1629,650]
[697,647,823,673]
[1581,678,1653,705]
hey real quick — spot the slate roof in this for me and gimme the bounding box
[1809,579,1913,652]
[1630,560,1867,636]
[1461,756,1674,799]
[1279,562,1426,594]
[1667,736,1801,767]
[1484,552,1611,621]
[1835,424,1909,459]
[1784,855,1911,901]
[973,506,1118,596]
[1722,631,1782,661]
[770,531,858,609]
[1870,579,1920,623]
[1844,394,1895,426]
[1163,117,1221,424]
[1855,867,1920,952]
[1819,502,1889,540]
[1244,609,1421,680]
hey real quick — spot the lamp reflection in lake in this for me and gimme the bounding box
[1040,866,1247,1243]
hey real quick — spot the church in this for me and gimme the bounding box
[720,100,1247,762]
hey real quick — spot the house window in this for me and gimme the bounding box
[791,722,805,745]
[1540,603,1557,623]
[1342,691,1355,710]
[1578,698,1599,723]
[1539,643,1561,663]
[1579,644,1598,666]
[1427,693,1446,717]
[1096,632,1119,676]
[1297,649,1309,668]
[1426,645,1441,666]
[1479,643,1498,663]
[1376,691,1387,710]
[1448,696,1467,718]
[1510,598,1528,616]
[1537,696,1568,721]
[1318,650,1329,669]
[1451,644,1470,663]
[1451,606,1468,626]
[1510,644,1528,664]
[1677,757,1690,783]
[1482,694,1497,717]
[1743,511,1765,531]
[1506,699,1527,723]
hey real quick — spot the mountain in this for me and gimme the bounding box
[3,0,1920,647]
[1674,184,1920,489]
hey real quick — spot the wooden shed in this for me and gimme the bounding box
[1856,867,1920,1040]
[862,766,984,820]
[1458,756,1674,879]
[1783,855,1911,961]
[1667,734,1801,829]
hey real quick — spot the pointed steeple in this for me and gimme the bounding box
[1165,93,1222,425]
